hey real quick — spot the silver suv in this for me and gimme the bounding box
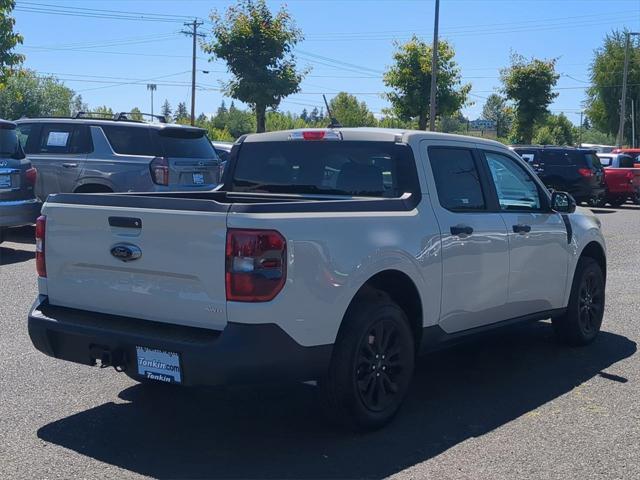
[15,114,222,200]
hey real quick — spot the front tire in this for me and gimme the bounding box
[319,290,415,431]
[552,257,605,346]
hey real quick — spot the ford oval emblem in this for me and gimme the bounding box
[110,243,142,262]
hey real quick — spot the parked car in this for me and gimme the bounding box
[581,143,615,153]
[597,153,640,206]
[511,146,606,206]
[0,119,40,244]
[212,141,233,179]
[29,128,606,430]
[15,113,223,201]
[612,148,640,167]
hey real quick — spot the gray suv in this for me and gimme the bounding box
[15,114,222,200]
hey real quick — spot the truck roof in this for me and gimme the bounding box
[242,127,508,148]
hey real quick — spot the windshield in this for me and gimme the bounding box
[598,155,612,167]
[0,128,23,158]
[229,141,420,197]
[156,128,218,159]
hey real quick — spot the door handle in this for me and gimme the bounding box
[450,225,474,236]
[62,163,78,168]
[512,224,532,234]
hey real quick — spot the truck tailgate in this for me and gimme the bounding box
[43,199,229,330]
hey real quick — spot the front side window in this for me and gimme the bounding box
[428,147,485,211]
[485,151,542,211]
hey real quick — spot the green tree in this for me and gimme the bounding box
[204,0,306,133]
[481,93,513,138]
[129,107,143,121]
[160,99,172,122]
[0,0,24,87]
[586,30,640,143]
[226,102,255,137]
[92,105,114,117]
[70,94,88,116]
[533,113,576,145]
[175,102,189,123]
[212,100,229,129]
[0,71,75,119]
[328,92,377,127]
[501,54,559,144]
[383,36,470,130]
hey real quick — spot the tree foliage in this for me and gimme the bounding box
[501,54,559,144]
[481,93,513,138]
[383,36,470,130]
[0,0,24,87]
[204,0,305,133]
[329,92,377,127]
[533,113,576,145]
[174,102,189,123]
[129,107,143,121]
[586,30,640,143]
[0,71,76,119]
[161,99,172,121]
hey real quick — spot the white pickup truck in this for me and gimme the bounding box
[29,128,606,430]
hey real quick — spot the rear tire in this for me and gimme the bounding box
[319,289,415,431]
[552,257,605,346]
[608,197,625,208]
[0,227,5,245]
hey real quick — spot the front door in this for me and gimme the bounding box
[423,143,510,334]
[482,149,569,317]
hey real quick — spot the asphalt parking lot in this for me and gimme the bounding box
[1,206,638,480]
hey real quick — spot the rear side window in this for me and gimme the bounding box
[542,151,575,166]
[619,155,635,168]
[102,125,157,156]
[428,147,485,211]
[230,141,419,197]
[35,124,92,154]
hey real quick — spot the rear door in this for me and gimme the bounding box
[43,198,229,330]
[481,149,569,316]
[422,143,510,333]
[23,123,91,199]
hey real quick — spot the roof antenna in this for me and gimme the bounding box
[323,94,342,129]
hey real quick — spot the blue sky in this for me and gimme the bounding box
[12,0,640,124]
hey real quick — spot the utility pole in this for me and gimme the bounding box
[632,99,636,148]
[146,84,157,117]
[428,0,440,132]
[182,19,204,126]
[616,32,640,147]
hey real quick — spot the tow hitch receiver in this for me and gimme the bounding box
[89,345,126,371]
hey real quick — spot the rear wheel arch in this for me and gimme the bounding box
[341,270,423,350]
[73,183,113,193]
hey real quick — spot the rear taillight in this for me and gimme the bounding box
[225,229,286,302]
[35,215,46,278]
[626,171,635,183]
[150,156,169,185]
[25,167,37,186]
[578,168,594,177]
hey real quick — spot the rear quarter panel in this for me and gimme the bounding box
[226,202,442,347]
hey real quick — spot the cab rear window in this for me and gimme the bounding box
[229,141,420,197]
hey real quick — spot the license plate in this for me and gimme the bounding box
[0,175,11,188]
[192,173,205,185]
[136,346,182,384]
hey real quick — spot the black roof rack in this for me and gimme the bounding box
[115,112,167,123]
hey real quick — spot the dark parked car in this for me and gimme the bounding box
[511,146,606,206]
[0,119,40,244]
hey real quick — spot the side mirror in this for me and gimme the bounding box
[551,191,576,213]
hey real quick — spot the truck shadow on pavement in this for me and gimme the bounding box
[37,322,636,479]
[0,246,34,266]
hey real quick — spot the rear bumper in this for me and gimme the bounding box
[28,297,332,387]
[0,198,41,228]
